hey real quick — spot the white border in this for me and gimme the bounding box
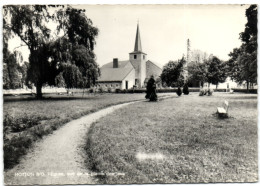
[0,1,259,186]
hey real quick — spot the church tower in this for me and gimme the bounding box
[129,23,147,88]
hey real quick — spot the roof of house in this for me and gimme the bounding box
[97,60,134,82]
[146,60,162,70]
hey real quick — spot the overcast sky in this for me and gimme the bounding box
[8,4,250,68]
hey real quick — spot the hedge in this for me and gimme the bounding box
[232,89,257,94]
[114,88,234,94]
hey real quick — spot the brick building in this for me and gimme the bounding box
[96,24,162,90]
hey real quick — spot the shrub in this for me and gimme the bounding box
[183,84,189,95]
[3,113,44,133]
[98,87,104,93]
[176,87,182,96]
[4,136,34,169]
[199,90,204,96]
[89,88,93,93]
[208,89,214,96]
[232,89,257,94]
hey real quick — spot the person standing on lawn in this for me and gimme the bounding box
[145,75,157,101]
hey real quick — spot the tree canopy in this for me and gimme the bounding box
[3,5,100,97]
[188,56,227,88]
[205,56,227,87]
[161,57,185,87]
[187,61,207,86]
[227,4,257,90]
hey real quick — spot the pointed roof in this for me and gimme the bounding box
[134,23,142,52]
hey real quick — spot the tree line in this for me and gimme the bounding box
[3,5,257,95]
[161,5,257,91]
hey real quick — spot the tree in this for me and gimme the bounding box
[205,56,227,89]
[3,24,22,89]
[3,51,22,89]
[188,56,227,89]
[3,5,100,98]
[188,61,207,87]
[161,57,185,87]
[240,5,257,43]
[227,5,257,91]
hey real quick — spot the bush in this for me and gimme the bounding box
[98,87,104,93]
[4,136,34,169]
[199,90,204,96]
[183,84,189,95]
[176,87,182,96]
[232,89,257,94]
[208,89,214,96]
[3,113,45,133]
[113,88,201,94]
[115,89,121,93]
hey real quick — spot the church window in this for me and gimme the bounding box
[134,55,137,59]
[143,55,145,60]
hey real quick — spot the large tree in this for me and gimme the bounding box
[205,56,227,89]
[3,5,99,97]
[161,57,185,87]
[227,4,257,90]
[188,61,207,87]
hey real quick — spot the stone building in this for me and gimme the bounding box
[96,24,162,90]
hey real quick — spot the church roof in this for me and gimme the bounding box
[134,23,142,52]
[146,60,162,70]
[97,60,134,82]
[129,23,146,54]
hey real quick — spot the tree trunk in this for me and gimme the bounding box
[216,84,218,90]
[246,80,249,92]
[36,82,43,98]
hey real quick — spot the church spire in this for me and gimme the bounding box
[134,23,142,52]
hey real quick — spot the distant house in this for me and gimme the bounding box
[96,24,162,90]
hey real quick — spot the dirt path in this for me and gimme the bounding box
[4,101,142,185]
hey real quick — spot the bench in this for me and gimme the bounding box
[217,100,229,118]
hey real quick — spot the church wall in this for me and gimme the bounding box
[95,82,122,92]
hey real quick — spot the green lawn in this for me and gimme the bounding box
[85,92,258,184]
[4,93,172,169]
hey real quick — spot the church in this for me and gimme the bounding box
[96,24,162,90]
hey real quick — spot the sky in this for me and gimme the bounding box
[8,4,250,68]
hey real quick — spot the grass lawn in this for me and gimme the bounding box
[86,92,258,184]
[4,93,172,169]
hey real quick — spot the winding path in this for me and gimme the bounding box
[4,101,141,185]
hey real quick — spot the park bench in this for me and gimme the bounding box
[217,100,229,118]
